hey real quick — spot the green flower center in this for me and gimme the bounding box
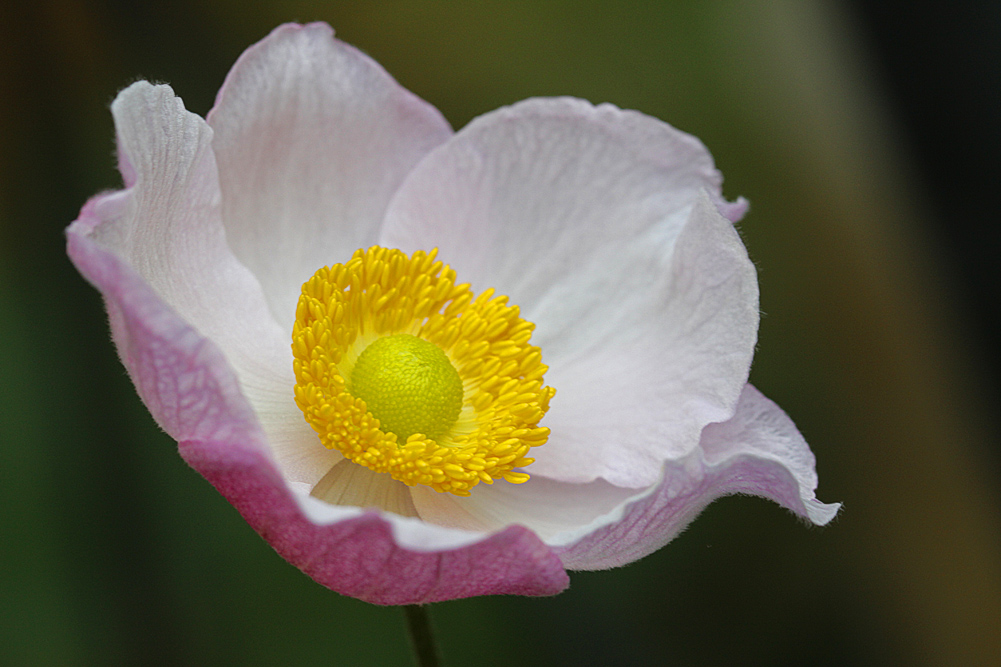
[350,333,463,442]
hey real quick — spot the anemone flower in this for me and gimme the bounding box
[67,22,839,606]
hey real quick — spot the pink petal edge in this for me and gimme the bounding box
[556,384,840,570]
[66,201,568,604]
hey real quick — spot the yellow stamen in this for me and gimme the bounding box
[292,246,555,496]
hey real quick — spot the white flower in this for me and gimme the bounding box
[68,23,838,605]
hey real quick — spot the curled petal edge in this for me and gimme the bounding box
[66,202,569,605]
[556,384,840,570]
[181,440,569,604]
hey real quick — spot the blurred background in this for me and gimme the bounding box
[2,0,1000,664]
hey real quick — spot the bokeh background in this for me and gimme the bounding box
[2,1,1000,665]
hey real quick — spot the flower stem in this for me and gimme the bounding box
[403,604,442,667]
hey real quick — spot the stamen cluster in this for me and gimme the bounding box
[292,246,555,496]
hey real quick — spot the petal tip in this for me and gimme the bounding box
[804,498,842,526]
[717,194,750,222]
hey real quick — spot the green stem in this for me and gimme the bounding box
[403,604,442,667]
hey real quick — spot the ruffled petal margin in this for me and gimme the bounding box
[556,384,840,570]
[66,187,568,608]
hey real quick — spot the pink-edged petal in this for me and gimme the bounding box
[187,441,569,604]
[72,81,328,487]
[555,384,840,570]
[68,206,271,456]
[699,384,840,525]
[381,99,756,487]
[67,223,568,604]
[207,22,454,326]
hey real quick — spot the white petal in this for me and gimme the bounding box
[207,23,453,326]
[409,476,637,542]
[311,460,419,518]
[382,99,756,486]
[383,98,740,295]
[95,81,325,486]
[538,194,758,485]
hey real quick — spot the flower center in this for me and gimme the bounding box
[292,246,555,496]
[350,333,463,442]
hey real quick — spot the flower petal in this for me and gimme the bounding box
[311,460,419,518]
[537,193,758,486]
[699,384,840,526]
[555,384,840,570]
[408,476,638,540]
[190,443,570,604]
[70,81,331,487]
[207,23,454,326]
[382,100,756,486]
[67,210,568,604]
[382,97,740,293]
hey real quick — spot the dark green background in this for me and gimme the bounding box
[2,1,999,665]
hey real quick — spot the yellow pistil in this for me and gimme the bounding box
[350,333,463,442]
[292,246,555,496]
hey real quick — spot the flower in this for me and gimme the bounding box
[67,22,839,605]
